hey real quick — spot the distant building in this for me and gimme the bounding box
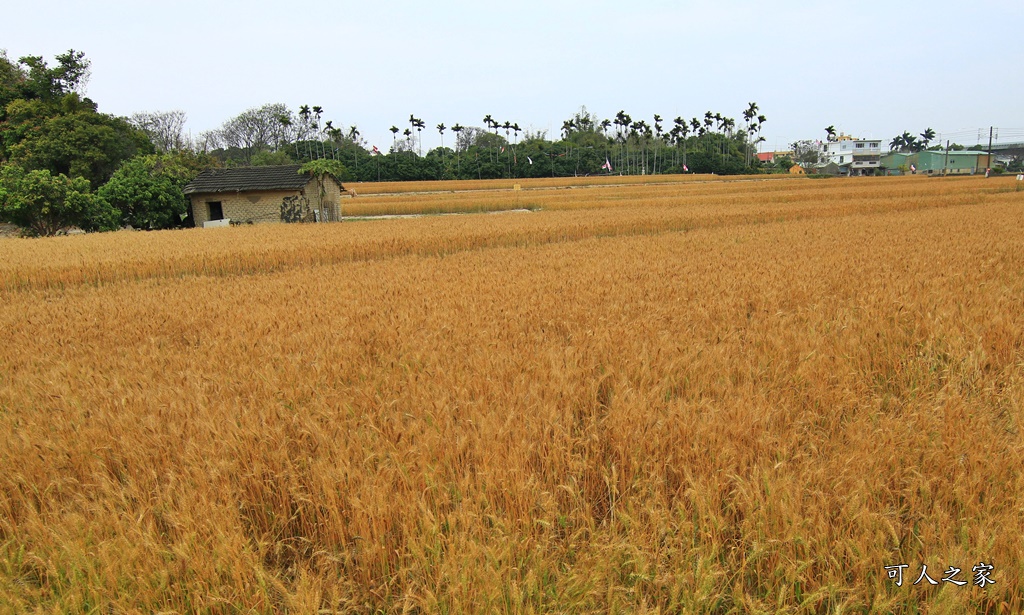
[184,165,346,227]
[813,162,841,176]
[879,152,912,175]
[757,150,794,164]
[822,134,882,176]
[880,150,994,176]
[912,150,993,175]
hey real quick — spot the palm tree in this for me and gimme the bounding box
[451,123,464,176]
[498,121,513,175]
[299,105,313,159]
[408,115,425,155]
[413,118,425,155]
[653,115,664,174]
[701,113,714,156]
[632,120,649,174]
[561,120,574,140]
[673,117,689,169]
[753,114,767,163]
[483,114,496,162]
[389,125,399,151]
[902,131,919,152]
[721,117,735,162]
[615,111,631,173]
[347,125,360,169]
[920,127,936,150]
[825,125,837,142]
[437,123,446,166]
[743,103,758,165]
[743,102,758,131]
[323,120,335,159]
[890,131,919,153]
[312,106,325,158]
[279,114,299,159]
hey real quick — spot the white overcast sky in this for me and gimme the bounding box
[3,0,1022,152]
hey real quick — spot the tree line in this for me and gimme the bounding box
[196,102,775,183]
[1,50,782,236]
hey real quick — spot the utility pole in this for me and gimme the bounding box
[943,140,950,176]
[987,126,994,177]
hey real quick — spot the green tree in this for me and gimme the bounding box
[1,51,151,185]
[920,127,936,149]
[0,164,117,235]
[790,140,823,164]
[216,103,293,165]
[5,106,151,187]
[1,49,91,107]
[299,159,348,218]
[99,153,204,229]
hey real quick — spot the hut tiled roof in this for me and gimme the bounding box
[183,165,310,194]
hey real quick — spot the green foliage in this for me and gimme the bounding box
[1,49,152,195]
[299,158,348,182]
[250,149,293,166]
[99,153,206,229]
[15,50,91,102]
[890,129,942,154]
[0,49,91,116]
[5,107,152,187]
[0,164,118,235]
[299,158,349,212]
[201,102,768,182]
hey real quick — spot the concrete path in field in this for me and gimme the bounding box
[340,208,534,221]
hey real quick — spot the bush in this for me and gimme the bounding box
[0,164,118,236]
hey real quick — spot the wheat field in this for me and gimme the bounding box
[1,175,1022,613]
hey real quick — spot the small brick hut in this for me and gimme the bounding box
[184,165,345,226]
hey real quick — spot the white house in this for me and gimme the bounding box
[822,134,882,176]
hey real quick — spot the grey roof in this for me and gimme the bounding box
[184,165,312,195]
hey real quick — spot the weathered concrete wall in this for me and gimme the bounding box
[190,189,300,226]
[189,176,345,226]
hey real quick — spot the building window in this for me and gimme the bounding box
[207,201,223,220]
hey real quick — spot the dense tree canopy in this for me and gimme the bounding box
[0,50,184,234]
[1,50,152,190]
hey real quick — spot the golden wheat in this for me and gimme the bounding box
[0,175,1022,613]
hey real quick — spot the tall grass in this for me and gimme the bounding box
[0,175,1022,612]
